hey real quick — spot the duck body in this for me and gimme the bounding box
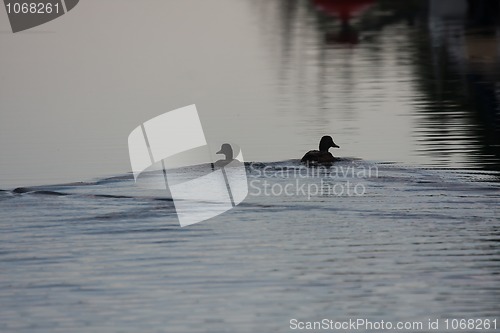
[301,135,340,164]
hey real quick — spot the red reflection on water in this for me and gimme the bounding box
[312,0,376,45]
[312,0,375,22]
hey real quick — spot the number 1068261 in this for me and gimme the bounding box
[6,2,60,14]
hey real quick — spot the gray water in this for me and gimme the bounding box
[1,0,500,332]
[1,160,499,332]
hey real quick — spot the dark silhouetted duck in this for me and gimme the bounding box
[214,143,234,168]
[301,136,340,164]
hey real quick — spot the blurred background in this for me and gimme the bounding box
[1,0,500,187]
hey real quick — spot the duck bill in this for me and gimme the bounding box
[216,150,223,154]
[332,143,340,148]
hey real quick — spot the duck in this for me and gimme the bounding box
[301,135,340,164]
[214,143,234,168]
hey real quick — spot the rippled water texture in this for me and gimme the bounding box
[255,0,500,169]
[0,161,499,332]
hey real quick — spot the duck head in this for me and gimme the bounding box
[319,135,340,152]
[216,143,234,160]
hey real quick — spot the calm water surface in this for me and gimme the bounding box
[1,0,500,332]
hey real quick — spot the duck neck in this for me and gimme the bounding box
[319,143,330,152]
